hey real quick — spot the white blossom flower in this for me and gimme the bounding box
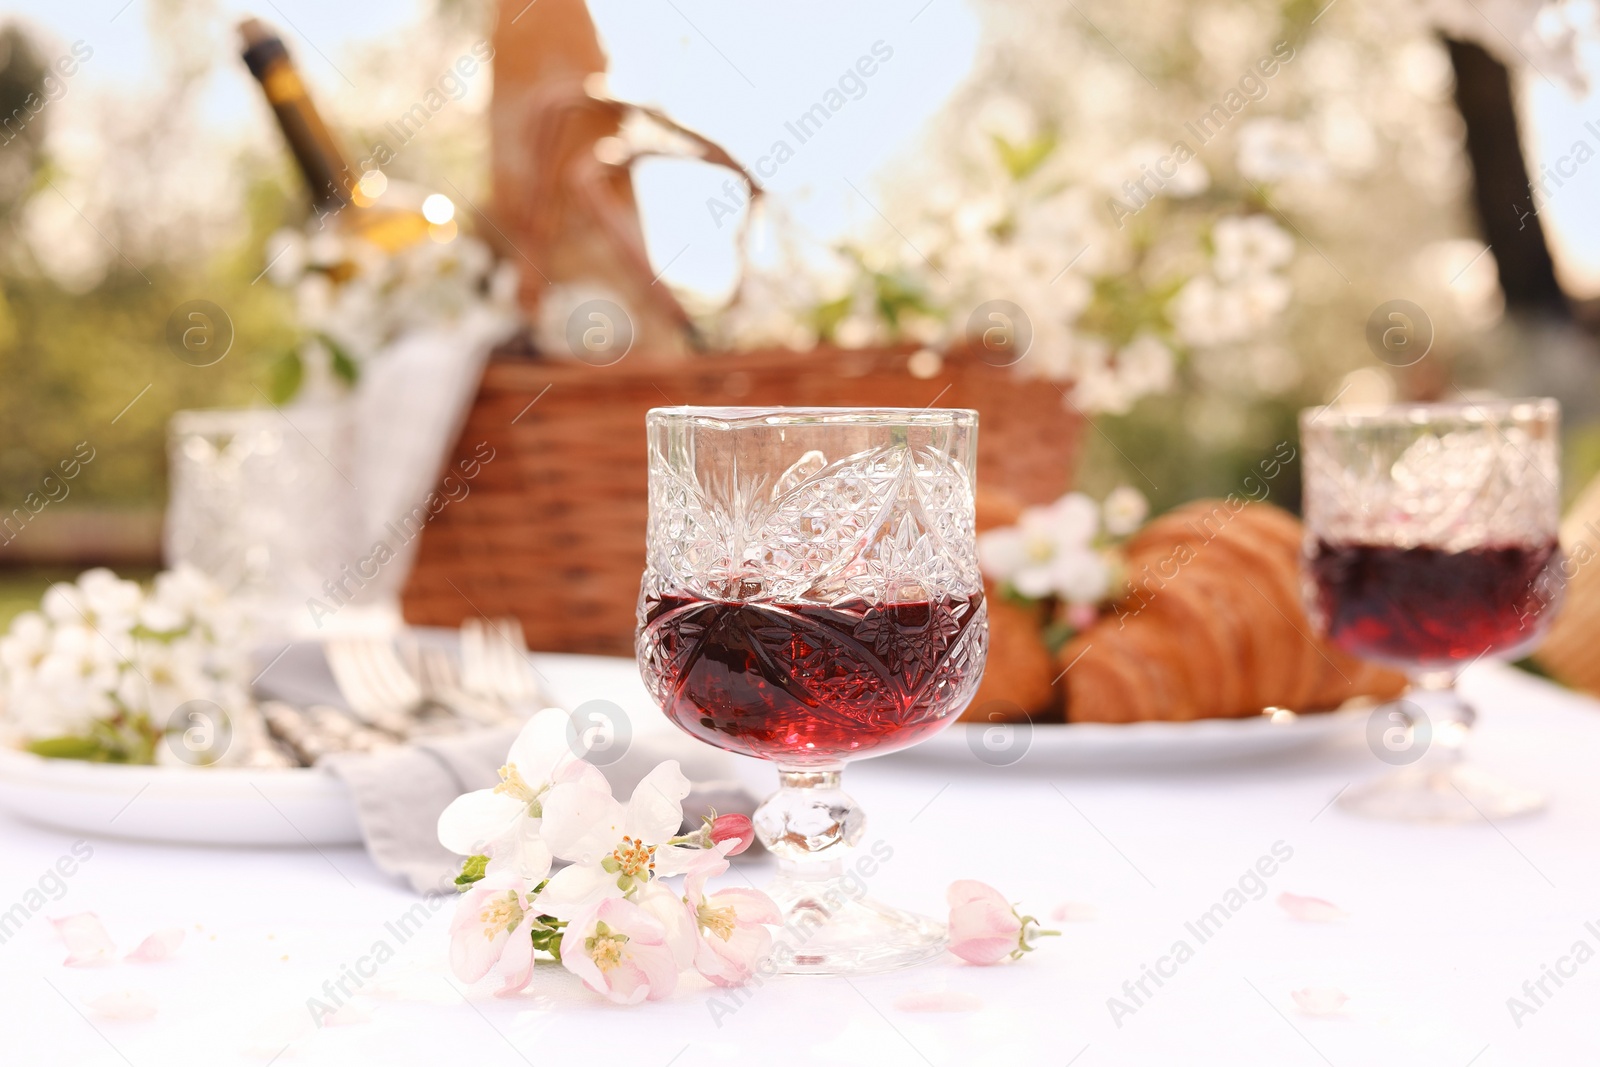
[270,224,518,399]
[449,870,541,993]
[1116,334,1175,399]
[560,897,681,1005]
[1103,486,1150,536]
[34,625,119,724]
[436,708,607,881]
[974,93,1040,144]
[1173,269,1288,349]
[978,488,1147,604]
[1237,118,1330,183]
[1051,548,1113,605]
[698,0,1482,421]
[682,843,781,986]
[41,582,87,626]
[127,639,209,722]
[978,493,1101,598]
[1212,216,1295,281]
[0,612,51,678]
[534,761,696,919]
[1165,156,1211,197]
[0,567,252,758]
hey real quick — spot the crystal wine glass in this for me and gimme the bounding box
[636,406,989,974]
[1300,399,1563,822]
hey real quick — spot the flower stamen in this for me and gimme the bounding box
[477,891,524,939]
[609,836,657,881]
[585,921,629,973]
[698,903,738,941]
[493,763,543,815]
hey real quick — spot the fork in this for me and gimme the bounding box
[488,617,542,708]
[461,616,542,711]
[324,637,426,737]
[405,639,517,727]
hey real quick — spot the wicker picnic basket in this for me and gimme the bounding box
[398,344,1083,655]
[401,5,1082,655]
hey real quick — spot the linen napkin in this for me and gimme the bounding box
[344,312,512,614]
[255,638,761,893]
[323,730,758,894]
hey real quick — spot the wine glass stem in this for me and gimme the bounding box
[753,765,865,881]
[1409,669,1473,762]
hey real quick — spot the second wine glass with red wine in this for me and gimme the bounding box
[1300,399,1563,822]
[636,407,988,974]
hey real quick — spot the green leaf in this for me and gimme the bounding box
[871,270,934,331]
[318,333,360,387]
[26,735,105,760]
[266,348,304,405]
[1042,620,1078,657]
[455,854,489,888]
[808,294,854,343]
[992,131,1058,181]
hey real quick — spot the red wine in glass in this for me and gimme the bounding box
[640,405,985,973]
[1306,538,1560,670]
[638,591,986,765]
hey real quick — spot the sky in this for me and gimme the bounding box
[1523,68,1600,296]
[6,0,1600,297]
[589,0,980,297]
[1,0,979,298]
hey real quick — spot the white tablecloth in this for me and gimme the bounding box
[4,661,1598,1066]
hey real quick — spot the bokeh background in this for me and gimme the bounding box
[3,0,1600,624]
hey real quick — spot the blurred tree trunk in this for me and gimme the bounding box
[1444,36,1569,317]
[0,26,49,226]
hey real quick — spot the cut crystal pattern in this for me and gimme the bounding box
[1304,416,1560,553]
[642,441,981,607]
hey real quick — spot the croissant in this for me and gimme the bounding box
[963,487,1061,721]
[1533,472,1600,696]
[1059,499,1406,722]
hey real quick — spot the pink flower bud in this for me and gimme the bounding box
[709,813,755,856]
[945,880,1058,965]
[946,880,1022,965]
[1065,602,1099,631]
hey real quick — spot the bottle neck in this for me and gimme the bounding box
[241,26,356,214]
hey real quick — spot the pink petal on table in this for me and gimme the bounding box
[50,912,116,967]
[1292,987,1350,1017]
[126,927,185,963]
[1051,902,1098,922]
[1276,892,1348,923]
[894,991,984,1013]
[87,990,159,1022]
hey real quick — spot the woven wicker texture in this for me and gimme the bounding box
[400,346,1082,654]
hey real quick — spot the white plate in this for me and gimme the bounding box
[905,707,1370,770]
[0,643,1372,845]
[0,650,674,847]
[0,746,362,846]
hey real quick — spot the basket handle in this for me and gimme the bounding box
[522,83,765,348]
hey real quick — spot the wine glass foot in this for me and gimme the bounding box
[1338,762,1545,823]
[762,876,947,976]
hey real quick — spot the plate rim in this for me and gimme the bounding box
[0,744,349,800]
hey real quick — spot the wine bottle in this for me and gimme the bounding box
[239,18,354,213]
[239,17,437,251]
